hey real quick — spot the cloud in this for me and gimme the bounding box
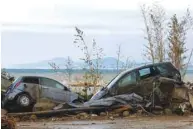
[1,0,192,24]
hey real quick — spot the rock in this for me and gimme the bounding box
[129,114,137,118]
[188,92,193,109]
[1,109,7,117]
[109,116,114,120]
[136,109,143,115]
[30,115,37,121]
[100,112,106,116]
[152,110,164,115]
[51,117,56,121]
[154,106,163,110]
[113,105,132,113]
[172,87,189,102]
[76,112,89,119]
[122,111,129,117]
[91,114,98,117]
[183,110,191,116]
[21,116,29,121]
[164,108,173,115]
[53,103,65,110]
[14,117,21,122]
[34,102,55,111]
[113,113,120,117]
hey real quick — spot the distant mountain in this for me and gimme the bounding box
[8,57,126,69]
[9,57,67,69]
[5,57,193,70]
[92,57,124,69]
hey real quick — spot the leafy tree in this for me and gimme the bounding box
[167,9,193,71]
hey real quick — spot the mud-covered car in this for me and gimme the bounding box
[2,76,83,112]
[90,62,182,106]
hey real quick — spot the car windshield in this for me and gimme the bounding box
[102,74,119,90]
[104,68,135,89]
[12,77,22,85]
[6,77,22,91]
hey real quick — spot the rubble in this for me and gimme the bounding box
[122,111,129,117]
[33,102,56,111]
[164,108,173,115]
[1,109,16,129]
[112,105,132,114]
[100,112,106,116]
[2,62,193,124]
[76,112,89,119]
[188,91,193,109]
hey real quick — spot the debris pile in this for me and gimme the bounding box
[1,109,16,129]
[2,62,193,124]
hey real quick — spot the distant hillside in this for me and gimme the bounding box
[8,57,68,69]
[92,57,124,69]
[7,57,193,70]
[8,57,126,69]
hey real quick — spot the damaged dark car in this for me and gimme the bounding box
[89,62,182,108]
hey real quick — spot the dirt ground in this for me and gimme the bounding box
[17,115,193,129]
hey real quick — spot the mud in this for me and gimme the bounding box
[17,115,193,129]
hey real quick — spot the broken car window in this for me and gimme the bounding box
[118,72,137,87]
[139,68,150,76]
[139,67,151,79]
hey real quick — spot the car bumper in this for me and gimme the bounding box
[2,90,22,108]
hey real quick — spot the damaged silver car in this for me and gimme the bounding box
[2,76,82,112]
[90,62,182,107]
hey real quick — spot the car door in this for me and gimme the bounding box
[138,66,158,97]
[39,77,54,101]
[40,77,77,103]
[20,77,41,102]
[49,80,78,103]
[115,71,139,95]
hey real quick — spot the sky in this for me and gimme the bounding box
[0,0,193,68]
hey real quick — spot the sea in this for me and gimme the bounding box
[4,68,193,83]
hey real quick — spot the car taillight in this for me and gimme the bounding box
[14,81,21,88]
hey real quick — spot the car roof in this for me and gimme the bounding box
[106,62,172,89]
[120,62,171,75]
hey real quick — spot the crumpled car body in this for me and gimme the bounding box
[90,62,182,107]
[2,76,81,112]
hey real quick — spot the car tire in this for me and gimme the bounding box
[17,94,31,107]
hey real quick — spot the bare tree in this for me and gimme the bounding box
[141,3,166,63]
[116,44,122,74]
[115,44,135,73]
[48,62,60,73]
[48,57,74,83]
[168,9,193,71]
[92,39,104,83]
[121,57,136,71]
[141,4,155,63]
[150,4,166,62]
[65,56,73,82]
[74,27,104,86]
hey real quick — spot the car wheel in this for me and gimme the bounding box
[17,94,31,107]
